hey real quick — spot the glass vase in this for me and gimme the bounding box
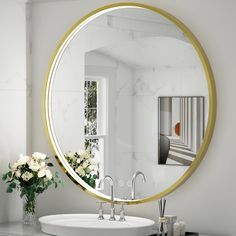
[22,195,37,225]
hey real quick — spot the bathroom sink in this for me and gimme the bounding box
[39,214,155,236]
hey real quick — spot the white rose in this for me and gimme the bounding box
[28,159,41,172]
[38,168,53,180]
[85,167,91,174]
[32,152,47,160]
[81,153,90,161]
[39,161,46,169]
[21,171,33,181]
[17,154,30,166]
[15,170,21,178]
[45,169,53,180]
[67,151,74,159]
[77,149,89,159]
[82,160,89,169]
[84,153,90,159]
[38,169,46,178]
[11,162,19,172]
[77,149,86,156]
[75,166,85,177]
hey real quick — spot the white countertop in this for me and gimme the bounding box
[0,221,212,236]
[0,222,46,236]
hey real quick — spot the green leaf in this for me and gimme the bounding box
[7,186,13,193]
[7,171,12,178]
[93,175,98,179]
[9,182,16,188]
[2,173,8,181]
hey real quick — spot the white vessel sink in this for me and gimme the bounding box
[39,214,155,236]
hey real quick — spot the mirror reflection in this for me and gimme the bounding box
[51,7,209,200]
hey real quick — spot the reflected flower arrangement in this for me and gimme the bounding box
[65,149,99,188]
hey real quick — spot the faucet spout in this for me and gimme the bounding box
[98,175,116,220]
[131,171,146,200]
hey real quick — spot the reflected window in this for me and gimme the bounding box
[84,77,107,188]
[84,81,98,135]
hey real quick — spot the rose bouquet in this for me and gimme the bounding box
[65,149,98,188]
[2,152,62,224]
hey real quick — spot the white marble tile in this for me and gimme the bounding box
[0,91,27,222]
[0,2,27,92]
[133,95,158,153]
[112,152,134,199]
[52,91,84,153]
[133,152,189,197]
[115,62,133,96]
[133,66,208,97]
[52,47,85,92]
[115,96,133,153]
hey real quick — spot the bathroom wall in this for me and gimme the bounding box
[0,0,235,235]
[30,1,236,235]
[0,1,28,222]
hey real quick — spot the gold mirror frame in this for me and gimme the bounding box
[43,2,217,204]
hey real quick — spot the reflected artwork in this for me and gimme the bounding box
[158,97,205,166]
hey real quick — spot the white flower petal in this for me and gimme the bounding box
[15,170,21,177]
[17,155,30,166]
[45,169,53,180]
[28,160,41,172]
[11,162,18,171]
[38,169,46,178]
[32,152,47,160]
[21,171,33,181]
[77,149,86,156]
[82,160,89,169]
[39,161,46,168]
[75,166,85,177]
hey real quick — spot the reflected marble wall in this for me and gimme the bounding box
[50,7,208,199]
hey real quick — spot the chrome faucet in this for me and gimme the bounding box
[119,202,127,222]
[131,171,146,200]
[98,175,116,221]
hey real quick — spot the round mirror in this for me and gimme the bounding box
[44,3,216,204]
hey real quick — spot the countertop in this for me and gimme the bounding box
[0,222,212,236]
[0,222,45,236]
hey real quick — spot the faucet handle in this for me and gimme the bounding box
[96,202,106,220]
[119,202,128,222]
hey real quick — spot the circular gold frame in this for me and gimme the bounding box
[43,2,217,204]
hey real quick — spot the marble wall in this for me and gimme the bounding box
[0,0,236,235]
[0,1,28,223]
[30,1,236,235]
